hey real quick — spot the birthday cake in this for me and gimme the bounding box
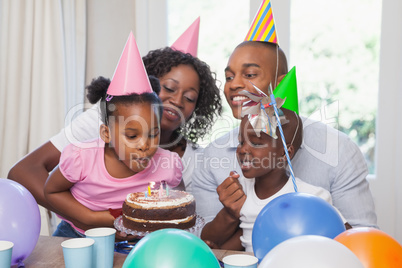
[122,190,196,232]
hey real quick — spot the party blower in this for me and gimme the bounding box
[238,83,346,262]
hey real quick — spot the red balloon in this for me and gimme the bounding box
[335,227,402,268]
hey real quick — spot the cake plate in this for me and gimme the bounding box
[114,214,205,239]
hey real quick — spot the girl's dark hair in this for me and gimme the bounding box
[143,47,222,144]
[86,75,162,124]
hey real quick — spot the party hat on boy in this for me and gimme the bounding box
[245,0,278,44]
[171,17,200,57]
[274,66,299,114]
[107,32,152,98]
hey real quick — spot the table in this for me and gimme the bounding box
[13,236,252,267]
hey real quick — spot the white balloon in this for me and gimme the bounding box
[259,235,364,268]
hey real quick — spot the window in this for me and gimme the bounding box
[290,0,382,173]
[167,0,250,146]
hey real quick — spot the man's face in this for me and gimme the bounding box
[224,44,277,119]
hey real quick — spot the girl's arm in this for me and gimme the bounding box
[44,168,115,229]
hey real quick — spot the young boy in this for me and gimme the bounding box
[237,107,343,251]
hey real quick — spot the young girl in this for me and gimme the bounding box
[44,34,183,237]
[8,47,222,214]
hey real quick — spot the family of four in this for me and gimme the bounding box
[7,0,376,252]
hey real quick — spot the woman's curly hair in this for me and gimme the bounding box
[143,47,222,145]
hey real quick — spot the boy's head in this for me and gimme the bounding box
[224,41,288,119]
[236,108,302,179]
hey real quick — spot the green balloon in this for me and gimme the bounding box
[274,66,299,114]
[122,229,220,268]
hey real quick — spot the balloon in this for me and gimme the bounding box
[252,192,345,262]
[259,235,364,268]
[335,227,402,268]
[122,229,220,268]
[0,178,41,265]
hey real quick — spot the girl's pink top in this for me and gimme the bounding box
[59,139,183,233]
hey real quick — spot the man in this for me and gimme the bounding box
[193,40,377,248]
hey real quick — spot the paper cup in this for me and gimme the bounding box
[85,227,116,268]
[0,241,14,268]
[61,238,94,268]
[222,254,258,268]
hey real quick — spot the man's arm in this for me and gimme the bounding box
[192,147,226,223]
[201,208,240,248]
[331,136,377,228]
[221,228,244,251]
[296,118,377,228]
[192,128,242,223]
[204,220,244,251]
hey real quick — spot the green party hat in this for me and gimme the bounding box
[274,66,299,114]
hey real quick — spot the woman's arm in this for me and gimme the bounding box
[44,168,115,229]
[8,141,61,210]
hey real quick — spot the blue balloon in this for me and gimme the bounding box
[252,192,345,262]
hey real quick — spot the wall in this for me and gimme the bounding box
[85,0,137,86]
[371,0,402,243]
[85,0,167,87]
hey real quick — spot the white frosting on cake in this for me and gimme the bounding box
[125,190,195,209]
[123,215,195,224]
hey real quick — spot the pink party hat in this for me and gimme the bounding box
[171,17,200,57]
[107,32,152,97]
[245,0,278,44]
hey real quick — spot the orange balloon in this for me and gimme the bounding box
[335,227,402,268]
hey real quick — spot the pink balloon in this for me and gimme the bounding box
[0,178,40,265]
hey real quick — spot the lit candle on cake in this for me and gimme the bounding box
[148,182,155,197]
[166,183,169,197]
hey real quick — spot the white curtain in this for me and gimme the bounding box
[60,0,87,115]
[0,0,87,177]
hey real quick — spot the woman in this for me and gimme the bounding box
[7,47,222,231]
[143,47,221,189]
